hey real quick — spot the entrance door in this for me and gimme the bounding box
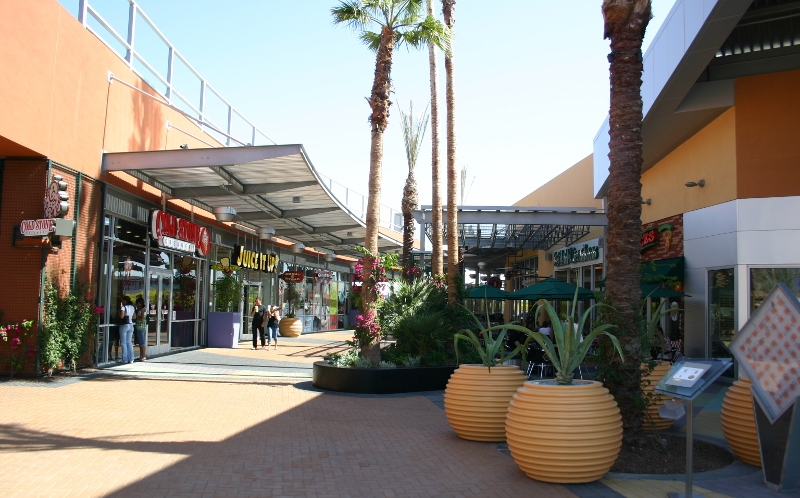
[241,283,261,342]
[147,269,173,356]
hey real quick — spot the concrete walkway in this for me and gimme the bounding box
[0,331,797,497]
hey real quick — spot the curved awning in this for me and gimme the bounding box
[102,144,402,257]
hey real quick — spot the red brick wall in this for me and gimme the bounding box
[640,214,683,263]
[0,160,103,375]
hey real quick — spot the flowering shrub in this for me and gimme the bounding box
[403,265,423,280]
[1,319,36,378]
[353,308,381,348]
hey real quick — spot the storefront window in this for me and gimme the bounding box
[709,268,735,377]
[113,217,148,245]
[750,267,800,312]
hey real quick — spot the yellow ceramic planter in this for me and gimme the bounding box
[278,317,302,337]
[721,376,761,467]
[443,364,528,442]
[505,380,622,483]
[641,362,675,430]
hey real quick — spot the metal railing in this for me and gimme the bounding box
[63,0,403,235]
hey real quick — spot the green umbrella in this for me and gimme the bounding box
[509,278,595,301]
[466,285,510,300]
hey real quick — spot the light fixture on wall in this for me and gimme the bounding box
[256,227,275,240]
[293,196,301,203]
[685,179,705,188]
[291,242,305,254]
[212,206,237,222]
[641,198,652,205]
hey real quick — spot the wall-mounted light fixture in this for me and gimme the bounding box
[212,206,237,222]
[685,179,705,188]
[291,243,305,254]
[179,144,189,149]
[641,198,652,205]
[256,227,275,240]
[292,196,301,203]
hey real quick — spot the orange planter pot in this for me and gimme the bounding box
[641,362,675,431]
[443,364,528,442]
[505,380,622,483]
[278,317,302,337]
[721,376,761,467]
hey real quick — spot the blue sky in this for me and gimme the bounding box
[59,0,677,210]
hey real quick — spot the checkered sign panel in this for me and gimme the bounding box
[730,283,800,423]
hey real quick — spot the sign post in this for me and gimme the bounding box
[655,358,733,498]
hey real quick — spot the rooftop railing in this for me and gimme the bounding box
[60,0,403,234]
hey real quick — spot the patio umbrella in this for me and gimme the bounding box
[466,285,510,300]
[509,278,595,301]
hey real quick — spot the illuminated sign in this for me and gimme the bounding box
[640,228,658,249]
[281,271,305,284]
[554,242,601,267]
[151,210,210,256]
[233,245,278,273]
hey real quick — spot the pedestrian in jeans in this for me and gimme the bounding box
[267,306,280,350]
[250,298,266,350]
[119,296,135,364]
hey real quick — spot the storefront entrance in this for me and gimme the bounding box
[147,269,173,356]
[241,282,262,342]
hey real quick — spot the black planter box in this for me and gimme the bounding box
[312,361,456,394]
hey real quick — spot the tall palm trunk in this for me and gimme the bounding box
[602,0,651,443]
[427,0,444,276]
[362,25,395,364]
[443,0,458,304]
[401,171,418,268]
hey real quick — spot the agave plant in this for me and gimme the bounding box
[454,305,534,371]
[526,288,624,385]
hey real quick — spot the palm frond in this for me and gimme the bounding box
[399,102,429,173]
[359,31,382,51]
[331,1,372,31]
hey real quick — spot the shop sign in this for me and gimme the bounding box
[640,228,658,250]
[44,175,70,219]
[280,271,305,284]
[233,245,278,273]
[314,269,333,284]
[158,235,195,253]
[19,219,55,236]
[151,210,211,256]
[554,241,601,267]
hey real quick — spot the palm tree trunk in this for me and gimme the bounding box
[443,0,458,304]
[362,25,395,364]
[401,172,418,269]
[602,0,651,444]
[427,0,444,276]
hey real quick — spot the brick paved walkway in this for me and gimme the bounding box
[1,331,798,497]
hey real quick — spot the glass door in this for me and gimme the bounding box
[147,269,173,356]
[241,283,262,342]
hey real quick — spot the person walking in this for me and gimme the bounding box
[119,296,135,364]
[134,297,147,361]
[266,305,280,350]
[250,298,266,350]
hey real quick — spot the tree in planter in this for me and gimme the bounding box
[284,283,301,318]
[214,273,242,312]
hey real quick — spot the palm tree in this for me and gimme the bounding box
[602,0,652,442]
[400,102,429,269]
[426,0,444,277]
[442,0,458,304]
[332,0,448,363]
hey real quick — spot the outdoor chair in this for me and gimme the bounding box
[525,344,554,379]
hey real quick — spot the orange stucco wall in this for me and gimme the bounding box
[640,108,737,224]
[514,155,603,209]
[735,69,800,199]
[0,0,219,175]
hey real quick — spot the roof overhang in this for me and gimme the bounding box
[102,144,402,256]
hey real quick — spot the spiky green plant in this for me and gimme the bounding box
[454,304,532,371]
[527,288,624,385]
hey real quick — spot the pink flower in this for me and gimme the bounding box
[94,306,104,314]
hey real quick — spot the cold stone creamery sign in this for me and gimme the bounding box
[233,245,278,273]
[151,210,211,256]
[553,238,602,267]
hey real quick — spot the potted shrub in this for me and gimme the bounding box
[505,290,625,483]
[443,310,529,442]
[208,272,242,348]
[279,283,302,337]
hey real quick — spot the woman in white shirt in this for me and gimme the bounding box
[119,296,136,364]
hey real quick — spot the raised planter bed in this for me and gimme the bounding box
[312,361,456,394]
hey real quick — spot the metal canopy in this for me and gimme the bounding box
[102,144,402,256]
[411,205,606,260]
